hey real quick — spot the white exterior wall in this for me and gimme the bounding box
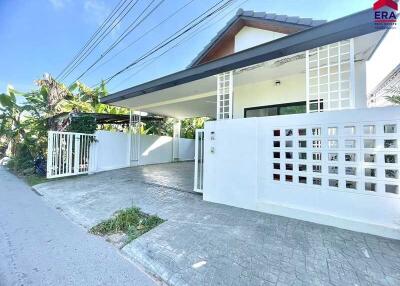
[91,131,195,172]
[234,26,286,52]
[354,61,367,109]
[204,106,400,239]
[179,138,195,161]
[233,73,306,118]
[138,135,173,165]
[367,28,400,96]
[93,131,130,172]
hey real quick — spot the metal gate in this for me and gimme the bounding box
[193,129,204,193]
[47,131,95,179]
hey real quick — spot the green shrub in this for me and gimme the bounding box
[66,115,97,134]
[8,141,34,174]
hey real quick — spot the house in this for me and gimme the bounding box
[50,8,400,239]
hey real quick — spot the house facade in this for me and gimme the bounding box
[98,8,400,239]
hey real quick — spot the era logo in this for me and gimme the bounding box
[373,0,398,10]
[373,0,398,27]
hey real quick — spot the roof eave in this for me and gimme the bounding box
[101,8,376,105]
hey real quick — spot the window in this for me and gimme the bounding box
[345,167,356,176]
[384,124,396,134]
[299,141,307,148]
[365,182,376,192]
[298,128,307,136]
[299,164,307,172]
[328,166,338,174]
[299,176,307,184]
[328,153,338,161]
[299,152,307,160]
[328,127,337,136]
[345,153,356,162]
[346,181,357,190]
[313,165,322,173]
[364,125,375,135]
[313,177,322,185]
[245,102,307,118]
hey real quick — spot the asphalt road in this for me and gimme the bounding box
[0,167,157,286]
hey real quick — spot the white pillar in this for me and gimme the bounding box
[128,110,141,167]
[172,119,181,161]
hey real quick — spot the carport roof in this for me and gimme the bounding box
[101,8,376,106]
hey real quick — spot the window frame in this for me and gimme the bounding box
[244,101,307,118]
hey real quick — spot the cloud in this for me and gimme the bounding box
[84,0,110,26]
[48,0,71,10]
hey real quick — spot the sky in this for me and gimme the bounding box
[0,0,374,94]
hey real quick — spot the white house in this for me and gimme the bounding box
[49,8,400,239]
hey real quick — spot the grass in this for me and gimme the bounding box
[25,174,49,186]
[89,207,165,243]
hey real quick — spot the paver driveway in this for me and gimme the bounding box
[35,162,400,286]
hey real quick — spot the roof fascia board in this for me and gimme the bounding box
[101,9,375,104]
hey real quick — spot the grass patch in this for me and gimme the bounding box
[25,174,48,186]
[89,207,165,242]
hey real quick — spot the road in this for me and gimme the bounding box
[0,167,157,286]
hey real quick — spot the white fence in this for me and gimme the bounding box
[47,131,95,178]
[203,106,400,239]
[90,131,195,173]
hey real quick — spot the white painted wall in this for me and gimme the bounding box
[233,73,306,118]
[366,28,400,95]
[179,138,195,161]
[204,106,400,239]
[91,131,195,172]
[234,26,286,52]
[139,135,173,165]
[93,131,130,172]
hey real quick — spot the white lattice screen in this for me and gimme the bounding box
[217,71,233,120]
[306,39,355,112]
[271,121,399,196]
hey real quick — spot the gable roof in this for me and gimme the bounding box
[189,9,327,67]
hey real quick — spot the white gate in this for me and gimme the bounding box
[47,131,96,178]
[194,129,205,193]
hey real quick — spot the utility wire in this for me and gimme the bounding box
[98,0,234,86]
[83,0,196,78]
[72,0,166,83]
[56,0,127,80]
[59,0,140,81]
[110,0,248,91]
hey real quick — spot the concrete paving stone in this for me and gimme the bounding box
[34,162,400,286]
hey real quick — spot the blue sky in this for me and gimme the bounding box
[0,0,373,94]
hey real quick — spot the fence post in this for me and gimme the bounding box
[46,131,53,178]
[74,135,80,174]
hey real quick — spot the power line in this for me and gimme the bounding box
[110,0,249,91]
[72,0,166,84]
[59,0,140,81]
[82,0,196,79]
[56,0,127,80]
[98,0,235,87]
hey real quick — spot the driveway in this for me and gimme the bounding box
[0,167,157,286]
[35,162,400,286]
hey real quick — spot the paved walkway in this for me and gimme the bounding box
[0,167,157,286]
[35,162,400,286]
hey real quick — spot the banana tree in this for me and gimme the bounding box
[0,86,28,155]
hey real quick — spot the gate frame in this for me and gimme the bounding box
[193,129,205,193]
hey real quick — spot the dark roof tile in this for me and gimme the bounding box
[189,9,326,67]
